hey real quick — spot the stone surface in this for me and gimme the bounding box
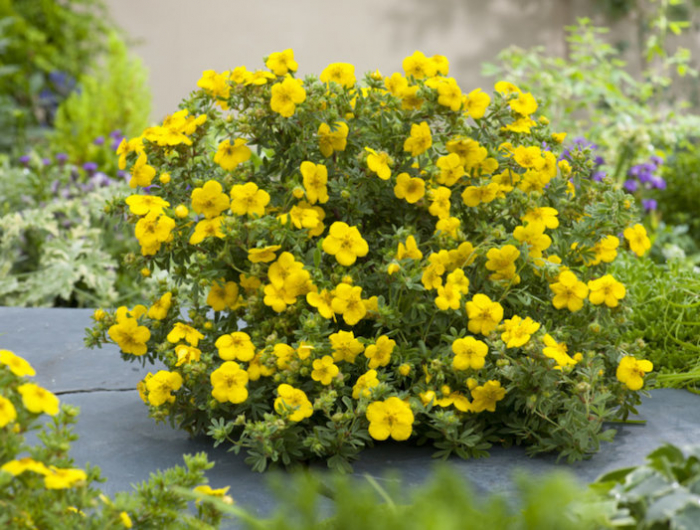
[3,306,700,526]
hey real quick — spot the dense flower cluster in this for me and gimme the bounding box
[90,50,654,470]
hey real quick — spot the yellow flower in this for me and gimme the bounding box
[397,235,423,260]
[452,336,488,370]
[197,69,231,109]
[352,369,380,399]
[1,457,50,476]
[317,121,349,157]
[211,361,249,404]
[215,332,255,362]
[193,485,234,506]
[167,322,204,347]
[428,186,451,219]
[436,153,465,186]
[435,216,460,239]
[134,212,176,256]
[214,139,251,171]
[306,288,336,320]
[116,136,144,170]
[148,292,173,320]
[0,349,36,377]
[175,204,189,218]
[239,273,262,292]
[461,184,498,207]
[129,152,156,188]
[522,207,559,230]
[322,222,369,266]
[191,180,230,219]
[513,145,545,170]
[435,282,461,311]
[589,235,619,265]
[616,356,653,391]
[550,271,589,312]
[366,397,414,441]
[393,172,425,203]
[206,281,240,311]
[403,121,432,157]
[320,62,356,87]
[275,384,313,422]
[509,92,538,116]
[17,383,59,415]
[248,245,282,263]
[230,182,270,216]
[0,395,17,427]
[364,335,395,369]
[109,317,151,356]
[365,147,392,180]
[270,76,306,117]
[551,132,567,144]
[624,224,651,257]
[466,294,504,335]
[311,356,339,385]
[119,512,134,528]
[189,217,225,245]
[463,88,490,119]
[542,334,578,369]
[494,81,521,95]
[125,194,169,216]
[44,467,88,489]
[146,370,183,406]
[331,283,367,326]
[266,48,298,76]
[485,244,520,282]
[436,77,463,111]
[500,316,540,348]
[471,380,506,412]
[329,330,364,363]
[513,223,552,259]
[301,161,329,204]
[174,344,201,366]
[588,274,626,308]
[402,51,437,79]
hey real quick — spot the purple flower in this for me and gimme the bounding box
[650,155,664,167]
[594,156,605,166]
[592,171,606,182]
[19,155,31,165]
[93,136,105,146]
[110,129,123,139]
[642,199,658,211]
[83,162,98,174]
[55,153,68,164]
[650,176,666,190]
[624,179,639,192]
[42,158,51,166]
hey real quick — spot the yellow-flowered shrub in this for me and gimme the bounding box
[89,50,654,472]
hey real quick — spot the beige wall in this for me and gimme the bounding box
[105,0,697,122]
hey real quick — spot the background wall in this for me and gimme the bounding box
[104,0,693,121]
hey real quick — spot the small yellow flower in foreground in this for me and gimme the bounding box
[436,77,463,111]
[471,380,506,412]
[403,121,433,156]
[522,206,559,230]
[125,194,169,216]
[206,281,239,311]
[214,139,251,171]
[542,334,578,369]
[466,294,504,335]
[174,204,189,218]
[129,152,156,188]
[364,335,396,369]
[509,91,538,116]
[146,370,183,406]
[2,457,50,477]
[0,395,17,427]
[211,361,249,404]
[301,161,329,204]
[192,180,231,220]
[322,221,369,266]
[193,485,234,506]
[0,349,36,377]
[500,315,540,349]
[266,48,298,76]
[365,147,392,180]
[320,62,356,87]
[463,88,490,119]
[494,81,521,95]
[550,271,589,312]
[270,76,306,117]
[394,172,425,203]
[167,322,204,347]
[366,397,414,441]
[275,384,313,422]
[331,283,367,325]
[230,182,270,217]
[317,121,349,157]
[44,467,88,489]
[119,511,134,528]
[402,51,437,79]
[329,330,364,363]
[311,356,339,385]
[174,344,201,367]
[248,245,282,264]
[352,369,379,399]
[18,383,59,415]
[109,315,151,356]
[189,217,225,245]
[588,274,626,308]
[215,331,255,362]
[397,235,423,260]
[452,336,488,370]
[624,224,651,257]
[616,356,653,391]
[148,292,173,320]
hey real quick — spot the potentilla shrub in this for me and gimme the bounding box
[89,50,655,471]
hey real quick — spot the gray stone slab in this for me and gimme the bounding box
[4,307,700,525]
[0,307,154,392]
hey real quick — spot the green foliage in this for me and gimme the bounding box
[0,349,230,529]
[613,252,700,388]
[0,0,113,153]
[0,157,142,307]
[49,32,151,175]
[90,51,653,472]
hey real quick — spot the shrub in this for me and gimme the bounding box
[0,348,230,528]
[89,50,654,471]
